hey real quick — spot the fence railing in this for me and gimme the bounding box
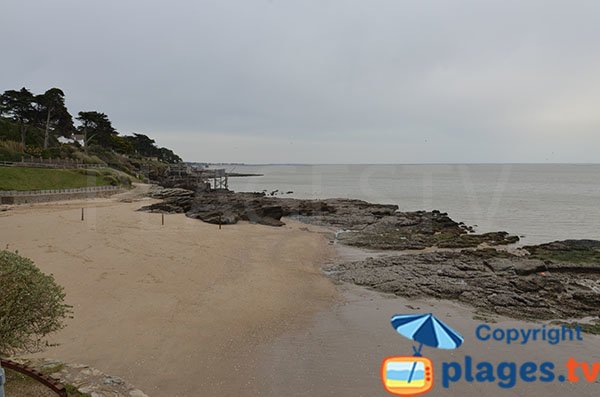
[0,185,120,196]
[0,158,105,169]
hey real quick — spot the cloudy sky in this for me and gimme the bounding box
[1,0,599,163]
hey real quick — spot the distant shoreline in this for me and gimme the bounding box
[226,172,263,177]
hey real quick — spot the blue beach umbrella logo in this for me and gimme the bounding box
[391,313,464,354]
[382,313,464,396]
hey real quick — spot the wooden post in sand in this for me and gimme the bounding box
[81,208,84,221]
[162,213,164,226]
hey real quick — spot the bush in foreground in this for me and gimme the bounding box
[0,250,72,356]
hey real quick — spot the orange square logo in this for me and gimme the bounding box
[381,356,434,396]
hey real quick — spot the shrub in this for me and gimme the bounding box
[0,140,24,153]
[72,150,104,165]
[104,175,119,186]
[76,168,101,177]
[0,148,23,162]
[23,145,44,158]
[0,140,25,161]
[0,250,72,356]
[117,175,132,186]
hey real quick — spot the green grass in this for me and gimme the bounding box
[0,167,130,191]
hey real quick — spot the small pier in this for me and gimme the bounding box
[163,164,228,190]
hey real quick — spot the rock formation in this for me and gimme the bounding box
[326,245,600,321]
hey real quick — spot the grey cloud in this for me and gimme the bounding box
[1,0,599,163]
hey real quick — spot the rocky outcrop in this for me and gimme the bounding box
[524,239,600,268]
[335,210,518,250]
[139,187,195,213]
[186,190,285,226]
[280,197,399,228]
[326,244,600,321]
[141,189,519,248]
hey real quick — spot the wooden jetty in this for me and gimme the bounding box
[163,164,228,190]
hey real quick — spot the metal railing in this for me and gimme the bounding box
[0,185,120,196]
[0,359,67,397]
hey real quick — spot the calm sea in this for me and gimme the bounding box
[222,164,600,245]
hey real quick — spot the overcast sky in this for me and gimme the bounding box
[1,0,599,163]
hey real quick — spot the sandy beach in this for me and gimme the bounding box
[0,191,337,396]
[1,190,599,396]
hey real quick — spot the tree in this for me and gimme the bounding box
[123,133,158,157]
[158,147,182,163]
[0,88,36,146]
[108,135,135,155]
[122,133,182,163]
[35,88,74,149]
[76,111,117,151]
[0,250,71,356]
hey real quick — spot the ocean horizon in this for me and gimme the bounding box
[224,163,600,245]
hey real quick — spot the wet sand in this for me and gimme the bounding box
[0,194,337,396]
[255,283,600,396]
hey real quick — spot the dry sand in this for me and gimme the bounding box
[0,190,337,396]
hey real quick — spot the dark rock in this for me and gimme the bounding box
[512,259,547,276]
[150,187,195,199]
[188,210,239,225]
[186,190,285,226]
[336,213,519,250]
[326,249,600,321]
[524,239,600,261]
[138,188,195,213]
[143,189,519,250]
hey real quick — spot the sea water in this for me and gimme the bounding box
[224,164,600,245]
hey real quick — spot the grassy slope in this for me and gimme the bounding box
[0,167,124,191]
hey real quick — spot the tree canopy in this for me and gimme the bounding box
[77,110,117,149]
[35,88,74,148]
[1,85,183,164]
[123,133,182,163]
[0,87,36,145]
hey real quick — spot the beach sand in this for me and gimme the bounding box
[1,190,599,396]
[0,191,337,396]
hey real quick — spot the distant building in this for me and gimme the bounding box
[57,134,84,146]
